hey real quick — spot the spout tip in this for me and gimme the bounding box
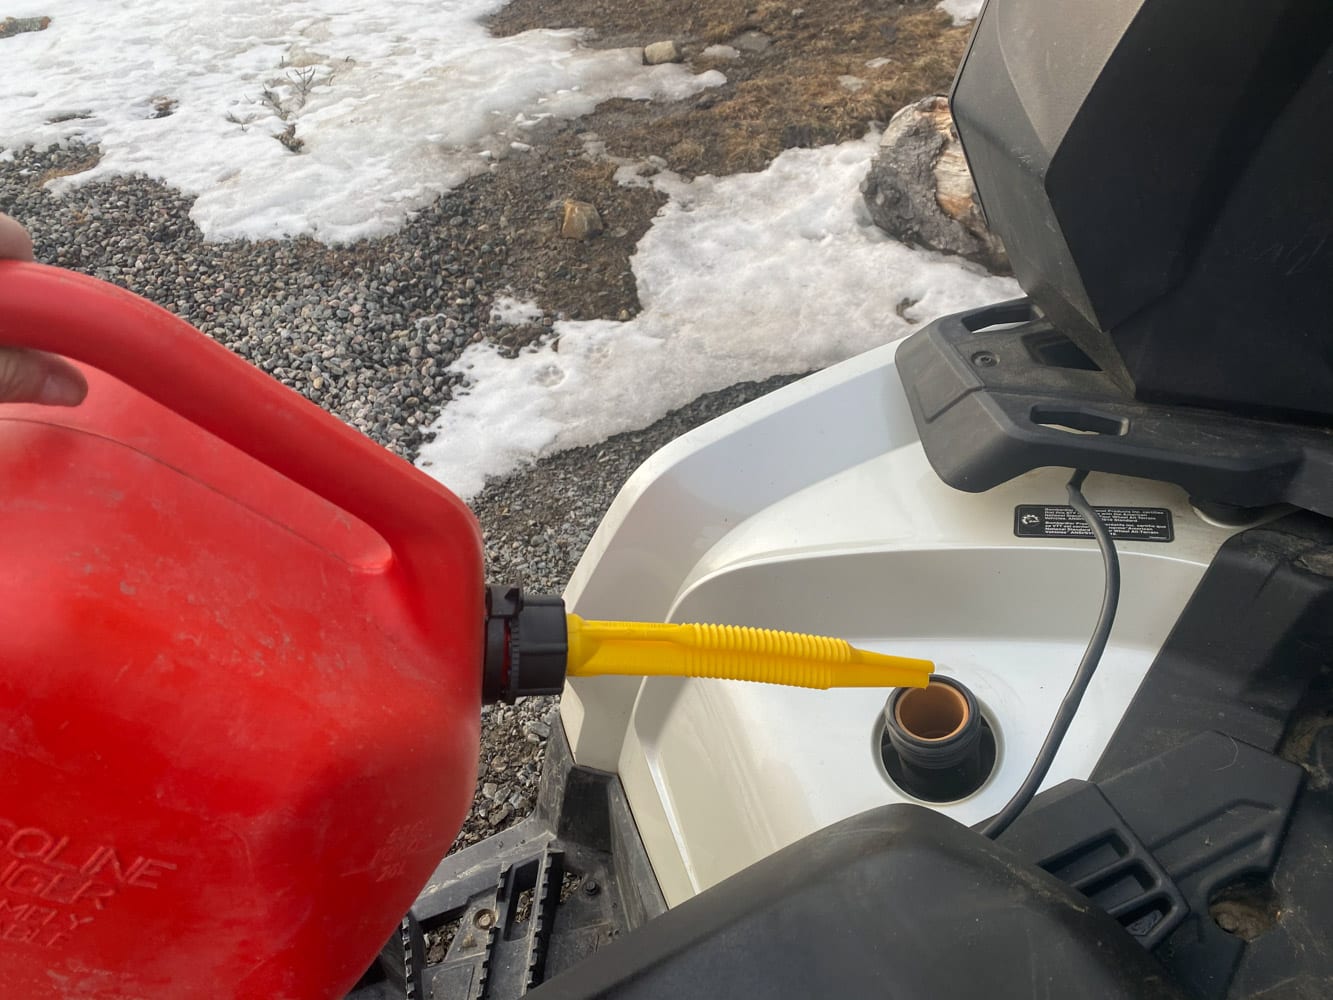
[847,646,935,688]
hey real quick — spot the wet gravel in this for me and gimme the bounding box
[0,141,804,851]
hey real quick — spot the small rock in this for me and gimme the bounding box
[481,781,498,798]
[524,720,552,739]
[488,805,511,827]
[731,30,772,54]
[560,199,604,241]
[0,16,51,39]
[643,40,683,65]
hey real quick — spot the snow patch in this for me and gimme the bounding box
[937,0,987,25]
[700,45,740,61]
[0,0,724,242]
[491,296,544,326]
[417,134,1019,498]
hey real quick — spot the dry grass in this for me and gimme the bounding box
[489,0,968,176]
[650,8,966,175]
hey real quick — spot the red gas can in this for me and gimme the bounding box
[0,263,485,998]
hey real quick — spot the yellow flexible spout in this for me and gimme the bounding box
[564,615,933,690]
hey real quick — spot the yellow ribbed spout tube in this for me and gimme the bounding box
[564,615,933,690]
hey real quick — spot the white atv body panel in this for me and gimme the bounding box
[561,337,1239,907]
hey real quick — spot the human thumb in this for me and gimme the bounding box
[0,348,88,406]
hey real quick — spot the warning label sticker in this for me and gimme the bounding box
[1014,505,1174,543]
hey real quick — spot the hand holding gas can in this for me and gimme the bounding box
[0,213,87,406]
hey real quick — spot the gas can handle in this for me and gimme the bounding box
[0,261,480,627]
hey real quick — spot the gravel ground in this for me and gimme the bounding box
[2,142,499,459]
[0,140,803,853]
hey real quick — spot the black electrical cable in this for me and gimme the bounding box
[979,469,1120,840]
